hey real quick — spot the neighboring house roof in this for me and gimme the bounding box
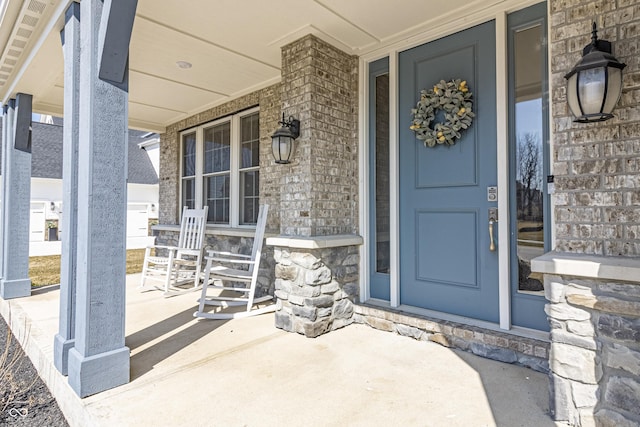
[126,129,160,185]
[0,121,159,185]
[31,121,63,179]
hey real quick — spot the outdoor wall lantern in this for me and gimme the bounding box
[271,113,300,164]
[50,201,56,211]
[565,22,626,123]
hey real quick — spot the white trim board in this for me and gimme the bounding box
[496,12,511,330]
[358,56,369,303]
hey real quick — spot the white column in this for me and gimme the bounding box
[0,95,32,299]
[67,0,130,397]
[54,1,80,376]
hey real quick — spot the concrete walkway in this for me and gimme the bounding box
[1,274,558,427]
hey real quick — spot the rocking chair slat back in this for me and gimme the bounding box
[178,207,207,253]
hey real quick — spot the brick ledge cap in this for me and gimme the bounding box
[266,234,363,249]
[531,251,640,283]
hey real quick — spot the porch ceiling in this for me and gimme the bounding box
[0,0,513,133]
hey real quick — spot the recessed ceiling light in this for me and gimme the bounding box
[176,60,192,69]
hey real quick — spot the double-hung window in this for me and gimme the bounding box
[180,107,260,226]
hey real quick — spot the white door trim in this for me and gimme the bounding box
[496,12,512,330]
[388,50,400,308]
[358,57,369,303]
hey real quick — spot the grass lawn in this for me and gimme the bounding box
[29,249,147,287]
[517,220,544,245]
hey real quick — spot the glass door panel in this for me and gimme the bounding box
[509,2,550,331]
[514,24,545,295]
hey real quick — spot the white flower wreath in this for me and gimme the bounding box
[410,79,475,147]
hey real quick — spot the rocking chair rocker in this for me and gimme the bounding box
[194,204,274,319]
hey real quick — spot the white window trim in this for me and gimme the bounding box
[179,106,260,227]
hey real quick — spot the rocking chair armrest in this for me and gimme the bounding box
[205,255,256,265]
[147,245,179,252]
[206,250,251,259]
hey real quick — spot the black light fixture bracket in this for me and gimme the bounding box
[584,22,610,55]
[278,114,300,139]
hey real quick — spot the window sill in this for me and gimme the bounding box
[153,224,259,238]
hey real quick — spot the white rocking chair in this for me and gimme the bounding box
[140,206,208,295]
[194,204,275,319]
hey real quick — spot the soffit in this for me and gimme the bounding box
[0,0,524,133]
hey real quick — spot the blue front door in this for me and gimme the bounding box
[399,21,499,323]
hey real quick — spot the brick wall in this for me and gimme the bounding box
[159,35,359,238]
[158,131,177,224]
[280,35,359,237]
[550,0,640,256]
[258,84,284,234]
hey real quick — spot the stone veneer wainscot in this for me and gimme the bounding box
[153,225,276,299]
[268,235,362,337]
[533,253,640,426]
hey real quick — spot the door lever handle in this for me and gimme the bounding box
[488,208,498,252]
[489,219,496,251]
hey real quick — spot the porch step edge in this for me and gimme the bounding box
[354,303,550,373]
[0,293,96,427]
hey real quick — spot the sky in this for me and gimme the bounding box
[515,98,543,140]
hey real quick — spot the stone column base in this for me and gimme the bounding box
[0,278,31,299]
[53,335,75,376]
[268,235,363,338]
[68,346,130,398]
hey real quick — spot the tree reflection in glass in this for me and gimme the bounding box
[514,25,545,294]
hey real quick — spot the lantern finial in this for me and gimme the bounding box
[590,22,598,46]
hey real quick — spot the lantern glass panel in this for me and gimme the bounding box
[578,67,606,115]
[271,137,280,160]
[285,136,295,160]
[272,135,293,163]
[603,67,623,115]
[567,73,581,119]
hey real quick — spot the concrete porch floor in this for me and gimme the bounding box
[1,274,559,427]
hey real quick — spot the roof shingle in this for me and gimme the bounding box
[0,121,158,185]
